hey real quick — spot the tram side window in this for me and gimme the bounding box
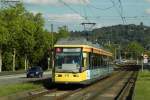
[96,54,98,68]
[99,56,102,67]
[95,55,97,68]
[97,55,101,68]
[97,54,99,68]
[86,53,89,69]
[90,53,100,69]
[104,56,108,67]
[96,54,99,68]
[108,57,111,66]
[104,56,107,67]
[92,54,102,69]
[89,53,92,69]
[92,54,99,69]
[92,54,95,69]
[100,56,102,67]
[109,57,113,66]
[92,55,95,69]
[91,54,95,69]
[101,56,105,67]
[92,54,94,69]
[90,53,95,69]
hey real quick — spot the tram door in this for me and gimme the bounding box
[83,52,89,71]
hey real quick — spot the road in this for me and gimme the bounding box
[0,71,52,86]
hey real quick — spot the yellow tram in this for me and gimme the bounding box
[52,38,113,84]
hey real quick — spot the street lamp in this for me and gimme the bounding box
[47,20,54,70]
[113,44,121,61]
[51,24,54,70]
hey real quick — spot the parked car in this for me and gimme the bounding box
[26,66,43,78]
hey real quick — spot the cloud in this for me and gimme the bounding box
[62,0,90,5]
[145,8,150,14]
[47,13,85,23]
[144,1,150,15]
[95,23,102,28]
[25,0,59,5]
[29,10,40,15]
[24,0,90,5]
[145,0,150,2]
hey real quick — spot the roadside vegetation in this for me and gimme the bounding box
[0,3,70,71]
[134,71,150,100]
[0,83,41,97]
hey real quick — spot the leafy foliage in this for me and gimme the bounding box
[0,3,52,71]
[58,26,70,38]
[126,41,144,58]
[0,3,70,71]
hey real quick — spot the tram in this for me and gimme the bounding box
[52,38,113,84]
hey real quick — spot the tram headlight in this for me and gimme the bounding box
[55,74,58,77]
[36,72,39,74]
[73,74,79,77]
[55,74,62,77]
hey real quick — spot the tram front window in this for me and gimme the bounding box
[55,52,81,72]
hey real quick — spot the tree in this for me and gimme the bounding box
[126,41,144,59]
[58,25,70,38]
[0,6,11,72]
[0,3,53,71]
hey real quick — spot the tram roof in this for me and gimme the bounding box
[55,37,101,48]
[54,38,112,56]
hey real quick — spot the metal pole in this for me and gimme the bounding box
[119,45,121,61]
[51,24,54,69]
[142,59,143,72]
[115,48,117,60]
[51,24,53,48]
[25,55,27,70]
[141,53,143,72]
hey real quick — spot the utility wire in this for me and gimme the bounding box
[83,3,88,21]
[118,0,127,24]
[109,0,126,24]
[59,0,96,33]
[88,3,115,11]
[59,0,89,22]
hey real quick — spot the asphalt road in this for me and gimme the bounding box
[0,71,52,86]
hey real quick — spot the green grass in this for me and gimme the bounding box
[0,83,41,97]
[134,71,150,100]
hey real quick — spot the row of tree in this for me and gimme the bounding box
[0,3,70,71]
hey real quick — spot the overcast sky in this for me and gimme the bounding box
[17,0,150,31]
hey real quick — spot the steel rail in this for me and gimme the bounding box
[24,88,57,100]
[115,71,138,100]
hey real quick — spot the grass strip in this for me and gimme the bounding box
[134,70,150,100]
[0,83,41,97]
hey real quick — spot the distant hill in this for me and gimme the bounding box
[71,23,150,50]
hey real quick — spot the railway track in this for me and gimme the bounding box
[115,71,138,100]
[23,88,57,100]
[23,71,138,100]
[64,71,132,100]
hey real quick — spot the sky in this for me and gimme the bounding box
[6,0,150,31]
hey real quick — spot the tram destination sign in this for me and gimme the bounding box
[63,48,81,52]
